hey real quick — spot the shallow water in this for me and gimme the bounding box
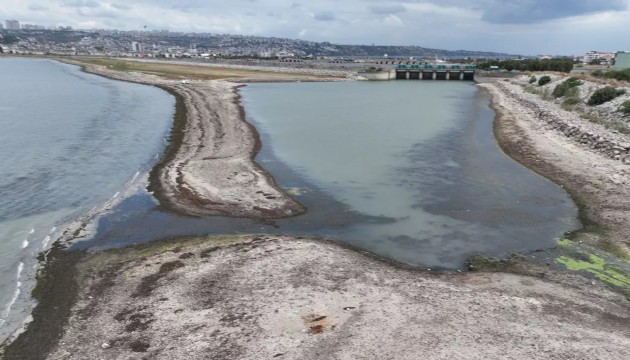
[76,80,578,273]
[241,81,579,267]
[0,58,174,340]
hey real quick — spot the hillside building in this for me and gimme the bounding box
[584,51,615,65]
[5,20,19,30]
[131,41,143,52]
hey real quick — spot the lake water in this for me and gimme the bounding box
[0,58,174,341]
[76,80,578,272]
[241,81,579,267]
[0,61,580,343]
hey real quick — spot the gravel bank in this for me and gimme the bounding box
[41,236,630,360]
[480,77,630,253]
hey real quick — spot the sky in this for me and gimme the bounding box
[1,0,629,55]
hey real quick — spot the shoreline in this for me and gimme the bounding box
[6,235,630,359]
[479,79,630,257]
[61,59,306,219]
[2,63,630,358]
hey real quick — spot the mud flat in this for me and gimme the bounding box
[63,60,305,218]
[480,77,630,255]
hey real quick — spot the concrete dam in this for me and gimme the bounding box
[361,64,476,81]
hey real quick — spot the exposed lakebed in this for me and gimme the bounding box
[76,81,579,270]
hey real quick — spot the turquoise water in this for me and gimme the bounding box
[241,81,579,267]
[0,58,174,341]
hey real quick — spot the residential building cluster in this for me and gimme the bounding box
[4,19,72,32]
[577,51,616,65]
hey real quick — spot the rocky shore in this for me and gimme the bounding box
[480,75,630,255]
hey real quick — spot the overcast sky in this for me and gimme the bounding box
[2,0,629,55]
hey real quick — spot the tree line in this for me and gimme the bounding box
[477,59,574,73]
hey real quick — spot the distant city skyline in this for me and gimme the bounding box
[1,0,629,55]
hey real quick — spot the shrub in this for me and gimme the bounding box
[552,77,582,98]
[591,70,604,78]
[538,76,551,86]
[529,76,537,84]
[587,87,626,106]
[603,68,630,82]
[619,100,630,116]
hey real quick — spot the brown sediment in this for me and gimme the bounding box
[58,59,305,219]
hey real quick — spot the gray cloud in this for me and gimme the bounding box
[110,3,131,10]
[62,0,100,8]
[416,0,628,23]
[28,4,49,11]
[314,11,336,21]
[368,4,406,15]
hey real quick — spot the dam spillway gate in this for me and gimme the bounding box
[395,65,476,81]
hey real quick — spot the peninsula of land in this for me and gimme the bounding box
[2,59,630,359]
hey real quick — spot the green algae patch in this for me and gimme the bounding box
[557,255,630,288]
[556,238,572,247]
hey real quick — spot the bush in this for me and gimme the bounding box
[619,100,630,116]
[591,70,604,78]
[538,76,551,86]
[529,76,537,84]
[552,77,582,98]
[603,68,630,82]
[587,87,626,106]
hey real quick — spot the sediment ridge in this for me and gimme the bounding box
[64,60,305,219]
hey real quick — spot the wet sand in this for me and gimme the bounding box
[2,65,630,359]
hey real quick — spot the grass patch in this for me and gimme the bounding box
[619,100,630,116]
[561,95,582,111]
[71,57,339,81]
[524,84,541,95]
[540,87,554,101]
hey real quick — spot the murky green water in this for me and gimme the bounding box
[241,81,579,268]
[77,80,579,273]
